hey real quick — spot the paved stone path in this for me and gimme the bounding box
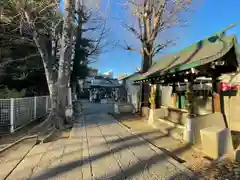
[0,139,36,180]
[3,103,194,180]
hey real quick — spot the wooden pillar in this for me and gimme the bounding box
[150,84,157,109]
[156,84,160,108]
[140,83,150,114]
[212,74,221,112]
[186,76,195,118]
[172,83,177,107]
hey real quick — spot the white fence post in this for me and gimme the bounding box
[46,96,49,113]
[34,96,37,119]
[10,98,15,133]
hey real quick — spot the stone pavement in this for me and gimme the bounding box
[118,116,202,164]
[3,111,195,179]
[0,139,36,179]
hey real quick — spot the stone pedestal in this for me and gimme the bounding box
[200,126,234,159]
[114,103,120,114]
[148,109,155,125]
[141,107,150,118]
[114,103,134,114]
[183,118,194,144]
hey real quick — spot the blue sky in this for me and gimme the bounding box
[62,0,240,77]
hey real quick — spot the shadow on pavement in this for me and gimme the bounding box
[31,127,196,179]
[29,102,199,180]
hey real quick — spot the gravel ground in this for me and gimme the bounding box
[187,157,240,180]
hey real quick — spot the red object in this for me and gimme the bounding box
[220,82,240,91]
[220,82,231,91]
[231,84,240,90]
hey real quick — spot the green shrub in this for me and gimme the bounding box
[0,87,26,99]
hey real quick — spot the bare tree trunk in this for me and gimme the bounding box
[32,31,60,128]
[56,0,76,127]
[140,46,152,114]
[33,0,76,129]
[71,1,83,99]
[32,31,59,97]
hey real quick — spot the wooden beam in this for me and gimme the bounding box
[212,73,221,112]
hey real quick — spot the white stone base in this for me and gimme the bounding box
[148,109,155,125]
[114,103,134,114]
[200,127,234,159]
[183,130,194,143]
[114,103,120,114]
[183,118,194,144]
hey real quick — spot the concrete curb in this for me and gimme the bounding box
[109,113,199,179]
[0,135,38,154]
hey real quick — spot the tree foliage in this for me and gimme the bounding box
[0,18,48,97]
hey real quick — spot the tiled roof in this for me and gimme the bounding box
[133,27,239,82]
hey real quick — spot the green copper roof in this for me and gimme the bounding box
[120,72,141,81]
[134,31,239,82]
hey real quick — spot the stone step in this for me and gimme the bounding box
[158,118,185,129]
[152,119,184,141]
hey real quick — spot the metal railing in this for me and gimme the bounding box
[0,96,50,134]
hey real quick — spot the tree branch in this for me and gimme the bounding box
[152,39,176,56]
[122,22,143,41]
[0,53,40,68]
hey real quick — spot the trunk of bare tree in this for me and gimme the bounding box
[56,0,76,127]
[32,31,60,128]
[32,0,75,129]
[70,1,83,99]
[140,45,153,114]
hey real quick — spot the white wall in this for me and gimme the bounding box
[124,79,140,111]
[161,86,173,107]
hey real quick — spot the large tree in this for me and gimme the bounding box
[1,0,76,129]
[1,0,110,129]
[121,0,193,110]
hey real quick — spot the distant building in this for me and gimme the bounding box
[88,68,98,76]
[120,72,141,112]
[78,68,122,100]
